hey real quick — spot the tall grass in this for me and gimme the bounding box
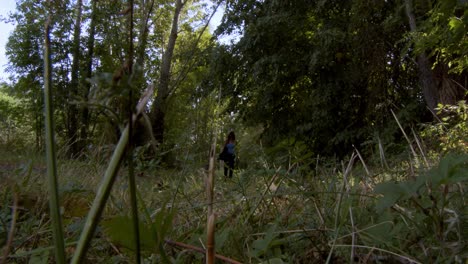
[0,138,466,262]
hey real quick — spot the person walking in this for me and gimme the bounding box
[220,131,236,178]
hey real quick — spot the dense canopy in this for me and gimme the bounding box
[0,0,466,263]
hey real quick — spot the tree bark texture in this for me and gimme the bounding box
[404,0,439,111]
[150,0,184,145]
[433,64,467,105]
[405,0,467,110]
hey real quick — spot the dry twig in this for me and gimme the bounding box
[165,239,242,264]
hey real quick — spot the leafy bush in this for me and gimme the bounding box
[0,85,32,148]
[422,101,468,154]
[374,153,468,262]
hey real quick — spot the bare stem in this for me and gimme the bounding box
[71,85,153,264]
[0,193,18,264]
[165,239,242,264]
[43,10,66,263]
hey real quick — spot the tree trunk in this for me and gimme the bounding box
[80,0,97,151]
[69,0,83,157]
[404,0,439,111]
[136,0,155,70]
[132,0,157,147]
[150,0,184,145]
[433,63,467,105]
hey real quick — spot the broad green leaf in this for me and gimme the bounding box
[448,17,462,30]
[364,221,394,244]
[28,250,49,264]
[215,226,230,250]
[250,223,278,258]
[426,154,468,185]
[151,205,175,263]
[153,206,175,244]
[102,216,156,252]
[374,182,403,212]
[259,258,284,264]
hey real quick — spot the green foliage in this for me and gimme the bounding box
[1,136,467,263]
[376,154,468,211]
[374,153,467,261]
[102,217,156,252]
[2,0,467,263]
[0,84,32,147]
[102,205,175,259]
[249,222,288,262]
[414,0,468,73]
[422,101,468,153]
[213,0,424,157]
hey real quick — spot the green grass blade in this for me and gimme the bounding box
[43,13,66,264]
[71,84,153,263]
[326,153,356,263]
[71,125,129,264]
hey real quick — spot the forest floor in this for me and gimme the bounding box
[0,147,467,263]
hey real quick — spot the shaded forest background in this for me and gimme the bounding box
[0,0,467,263]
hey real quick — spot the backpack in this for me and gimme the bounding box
[218,146,229,161]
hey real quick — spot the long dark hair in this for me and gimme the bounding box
[225,131,235,145]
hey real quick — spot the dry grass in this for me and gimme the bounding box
[0,144,466,263]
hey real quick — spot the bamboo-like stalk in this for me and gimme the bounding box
[207,142,216,215]
[71,85,153,264]
[71,125,128,264]
[206,85,221,262]
[206,214,215,264]
[206,141,217,264]
[43,10,66,264]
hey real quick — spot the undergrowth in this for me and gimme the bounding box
[0,109,467,263]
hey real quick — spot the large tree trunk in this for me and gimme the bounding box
[150,0,184,145]
[404,0,439,111]
[68,0,83,157]
[130,0,157,148]
[433,63,467,105]
[405,0,467,111]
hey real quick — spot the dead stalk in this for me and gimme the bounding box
[165,239,242,264]
[206,141,217,263]
[1,193,18,264]
[206,214,216,264]
[391,109,420,166]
